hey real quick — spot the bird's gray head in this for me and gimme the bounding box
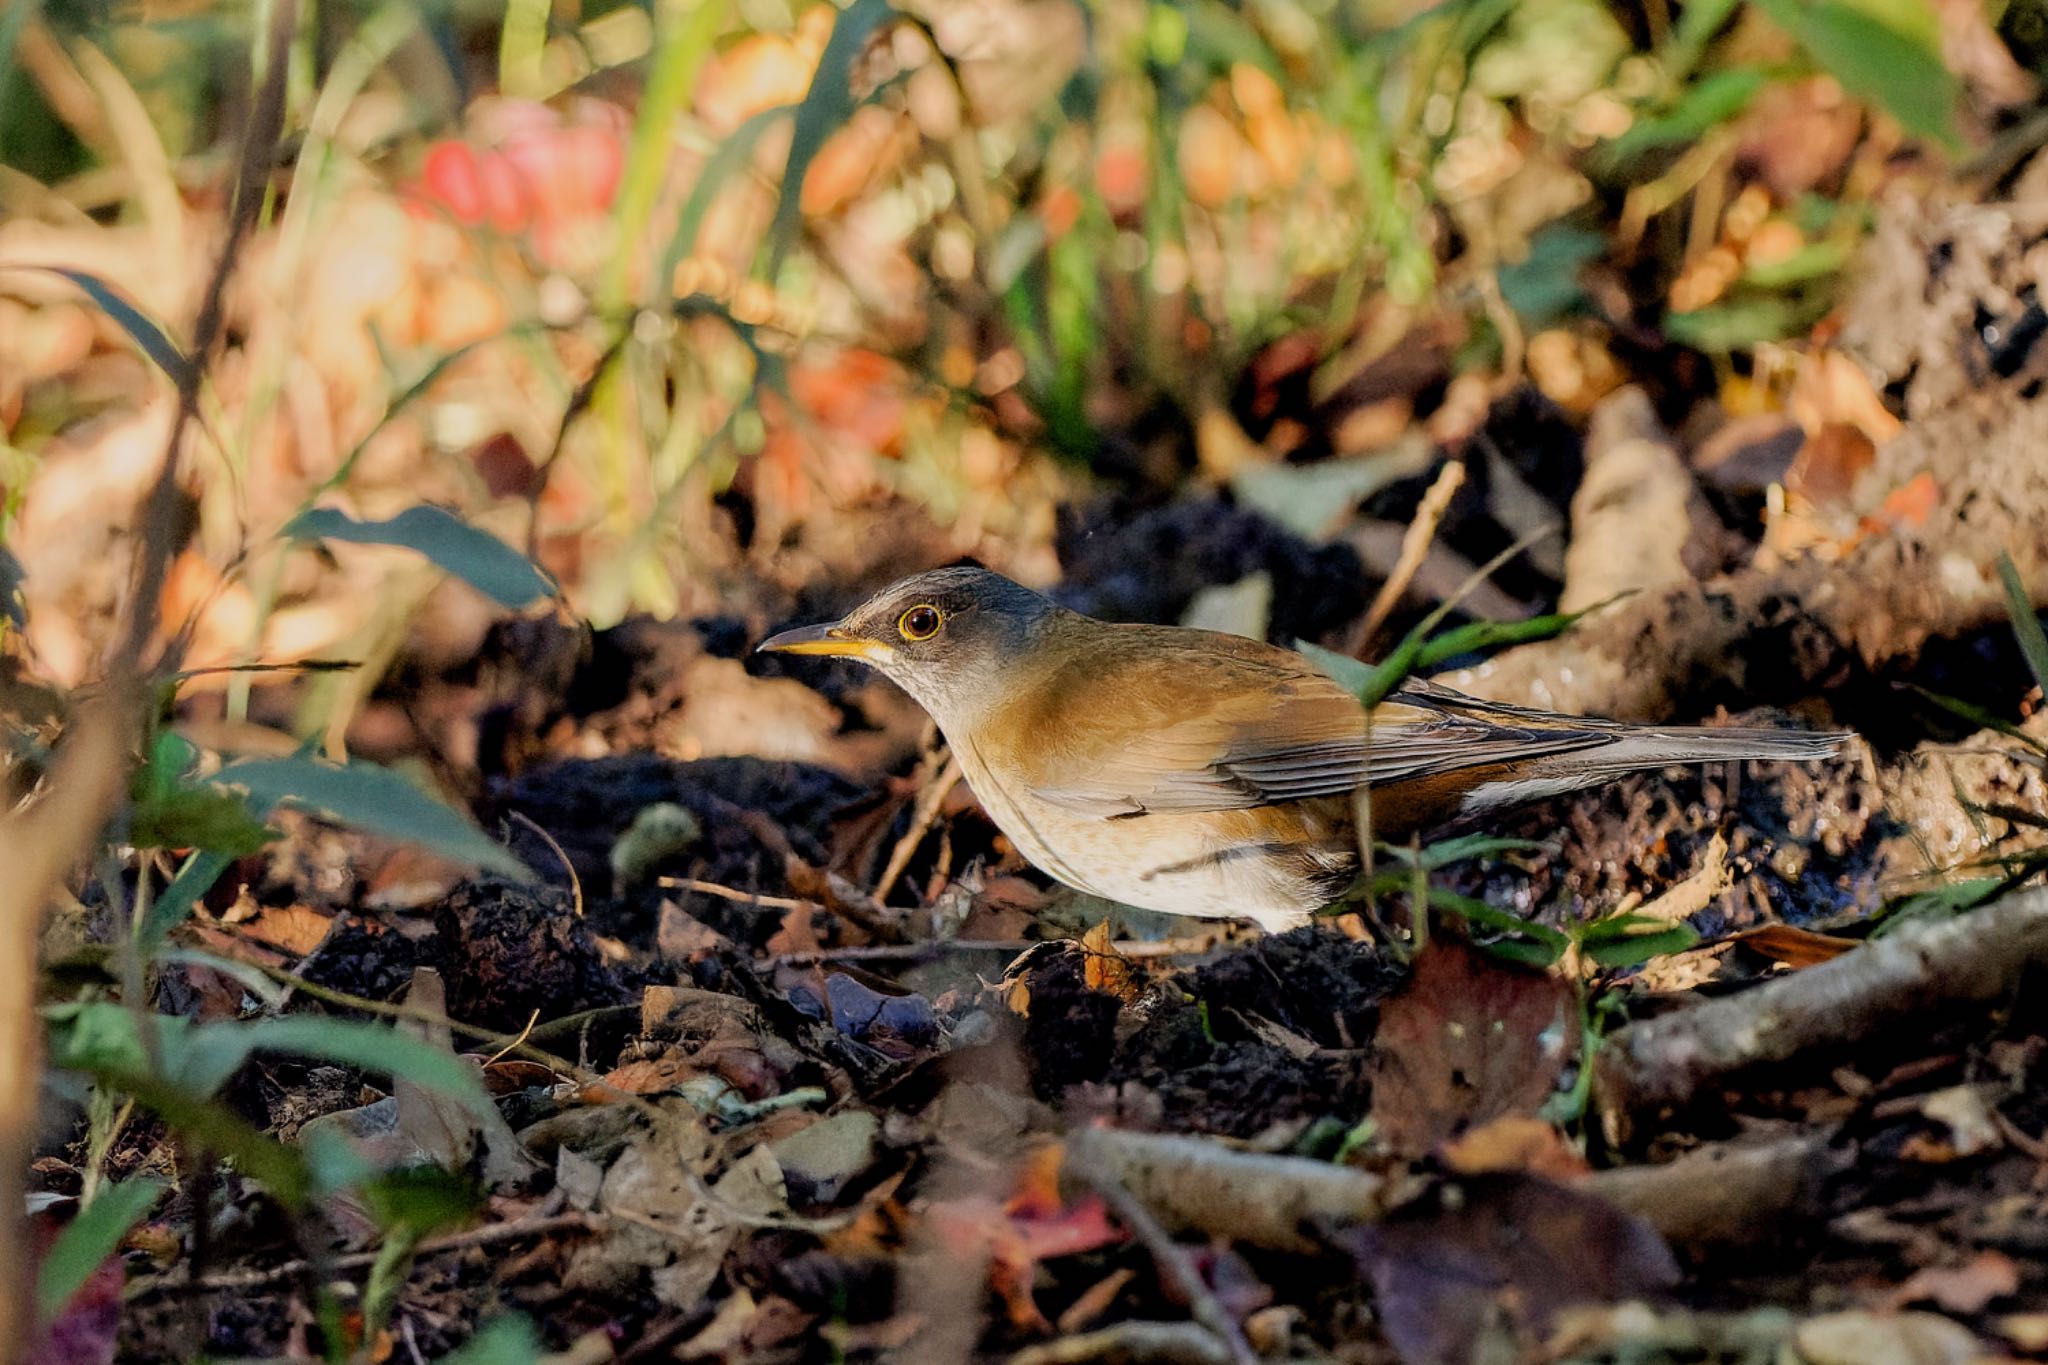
[756,567,1063,724]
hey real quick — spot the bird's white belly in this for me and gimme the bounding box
[958,757,1324,933]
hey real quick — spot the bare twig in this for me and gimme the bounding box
[134,1211,604,1295]
[1345,459,1466,654]
[659,876,812,913]
[1067,1158,1258,1365]
[508,810,582,917]
[767,936,1226,968]
[874,750,963,900]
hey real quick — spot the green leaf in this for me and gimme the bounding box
[36,267,193,384]
[1231,443,1430,542]
[173,1016,494,1117]
[1427,890,1571,967]
[1598,67,1764,167]
[35,1178,165,1322]
[661,104,793,291]
[136,849,237,957]
[767,0,898,272]
[1411,595,1626,672]
[1741,236,1854,288]
[436,1317,543,1365]
[1497,224,1608,326]
[213,755,528,878]
[1664,293,1816,352]
[131,787,279,858]
[1752,0,1960,146]
[1997,550,2048,697]
[1578,913,1701,968]
[284,506,553,608]
[1377,835,1556,870]
[359,1165,486,1237]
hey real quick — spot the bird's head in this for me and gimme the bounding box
[756,566,1064,723]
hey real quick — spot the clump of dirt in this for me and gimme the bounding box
[431,879,630,1032]
[299,915,420,1003]
[1104,930,1398,1136]
[1016,949,1124,1094]
[1052,496,1374,641]
[484,753,864,922]
[1008,931,1398,1137]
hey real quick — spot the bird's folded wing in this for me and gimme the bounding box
[1010,656,1612,817]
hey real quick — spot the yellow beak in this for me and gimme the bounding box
[756,622,884,660]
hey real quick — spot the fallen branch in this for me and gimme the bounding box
[1065,1122,1850,1254]
[1066,1155,1259,1365]
[1060,1129,1397,1256]
[1592,888,2048,1144]
[134,1210,603,1295]
[1007,1322,1235,1365]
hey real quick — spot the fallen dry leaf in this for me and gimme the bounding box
[1890,1250,2021,1315]
[1369,939,1571,1157]
[1439,1115,1590,1180]
[1338,1172,1680,1365]
[1079,918,1138,1002]
[1733,922,1861,968]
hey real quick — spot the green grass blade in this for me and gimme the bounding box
[35,1178,165,1322]
[766,0,897,273]
[1998,551,2048,697]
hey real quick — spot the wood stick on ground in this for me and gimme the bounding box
[1008,1322,1237,1365]
[1344,458,1465,654]
[1067,1154,1259,1365]
[1592,888,2048,1145]
[1063,1122,1843,1255]
[1061,1128,1397,1256]
[135,1210,603,1295]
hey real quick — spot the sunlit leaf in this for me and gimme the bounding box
[36,1179,164,1322]
[214,755,527,878]
[767,0,898,271]
[284,506,553,608]
[1752,0,1960,146]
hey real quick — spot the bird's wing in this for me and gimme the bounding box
[997,633,1614,817]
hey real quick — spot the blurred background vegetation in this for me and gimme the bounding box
[0,0,2034,727]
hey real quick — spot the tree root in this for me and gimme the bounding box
[1592,888,2048,1144]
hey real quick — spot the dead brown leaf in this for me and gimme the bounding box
[1734,923,1861,968]
[1368,939,1570,1156]
[1338,1173,1680,1365]
[1439,1115,1589,1180]
[1078,919,1137,1002]
[1890,1250,2021,1315]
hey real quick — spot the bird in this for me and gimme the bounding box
[758,566,1844,934]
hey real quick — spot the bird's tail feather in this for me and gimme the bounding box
[1550,724,1846,777]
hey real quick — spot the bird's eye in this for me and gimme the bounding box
[897,605,943,641]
